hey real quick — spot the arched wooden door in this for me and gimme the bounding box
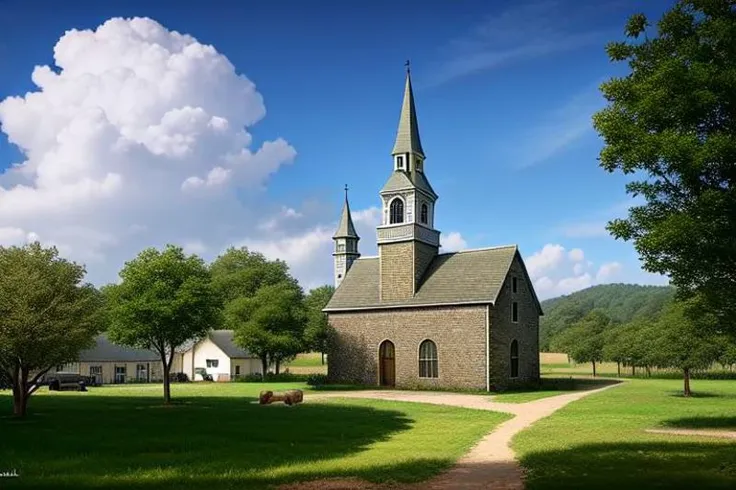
[379,340,395,387]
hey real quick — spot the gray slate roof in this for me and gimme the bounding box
[79,334,161,362]
[391,71,424,157]
[324,245,541,312]
[208,330,253,358]
[333,197,359,239]
[380,170,437,199]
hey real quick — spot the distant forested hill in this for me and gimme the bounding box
[540,283,675,351]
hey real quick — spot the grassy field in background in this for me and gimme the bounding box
[0,382,509,489]
[514,379,736,489]
[283,352,328,374]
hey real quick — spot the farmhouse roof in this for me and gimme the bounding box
[208,330,253,358]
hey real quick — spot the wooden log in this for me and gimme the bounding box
[258,389,303,405]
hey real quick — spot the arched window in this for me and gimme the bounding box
[389,198,404,224]
[420,203,428,224]
[510,340,519,378]
[419,340,438,378]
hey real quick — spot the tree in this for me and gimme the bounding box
[304,285,335,364]
[0,243,103,417]
[210,247,298,304]
[105,245,221,403]
[650,298,721,396]
[553,310,610,376]
[716,337,736,370]
[211,247,304,374]
[226,282,306,376]
[593,1,736,330]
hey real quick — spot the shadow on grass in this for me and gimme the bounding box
[0,393,416,489]
[521,441,736,490]
[662,416,736,430]
[666,390,735,399]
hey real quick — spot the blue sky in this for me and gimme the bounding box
[0,0,675,297]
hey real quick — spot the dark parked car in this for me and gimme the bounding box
[46,372,87,391]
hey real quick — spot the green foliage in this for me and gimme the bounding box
[304,285,335,359]
[210,247,298,303]
[540,283,674,350]
[105,244,221,402]
[552,310,610,373]
[593,1,736,329]
[307,373,329,386]
[235,372,309,383]
[226,282,306,370]
[650,298,722,372]
[0,242,103,416]
[212,247,306,372]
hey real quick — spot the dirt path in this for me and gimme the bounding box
[281,383,620,490]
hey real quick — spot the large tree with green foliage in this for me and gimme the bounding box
[304,285,335,365]
[593,1,736,329]
[0,243,103,417]
[105,245,221,403]
[553,310,611,376]
[211,247,304,374]
[226,282,306,375]
[650,298,721,396]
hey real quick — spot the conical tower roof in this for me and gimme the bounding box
[333,186,359,239]
[391,64,424,157]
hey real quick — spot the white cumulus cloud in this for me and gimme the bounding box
[527,243,626,299]
[440,231,467,252]
[0,17,296,284]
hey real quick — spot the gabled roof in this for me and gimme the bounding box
[380,169,437,200]
[208,330,253,359]
[79,334,161,362]
[391,69,424,157]
[324,245,542,313]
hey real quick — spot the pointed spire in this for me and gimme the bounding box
[391,60,425,157]
[333,184,359,239]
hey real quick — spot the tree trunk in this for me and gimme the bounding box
[683,367,691,397]
[261,355,268,378]
[617,361,621,377]
[162,363,171,404]
[275,359,281,375]
[12,387,28,417]
[11,365,28,417]
[632,365,636,376]
[592,361,596,377]
[321,352,325,365]
[646,365,651,378]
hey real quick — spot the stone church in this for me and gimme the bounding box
[324,66,542,391]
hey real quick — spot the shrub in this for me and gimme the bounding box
[306,374,328,386]
[234,372,310,383]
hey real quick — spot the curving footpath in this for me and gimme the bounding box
[286,383,620,490]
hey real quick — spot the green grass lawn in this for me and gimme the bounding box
[513,379,736,489]
[490,378,619,403]
[0,382,509,489]
[284,352,325,367]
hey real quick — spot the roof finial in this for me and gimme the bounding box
[344,184,349,201]
[405,59,410,74]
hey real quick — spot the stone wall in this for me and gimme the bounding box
[379,241,414,301]
[489,254,541,389]
[414,241,438,289]
[328,305,487,390]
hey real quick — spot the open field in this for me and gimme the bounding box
[283,352,328,375]
[0,382,509,489]
[514,379,736,489]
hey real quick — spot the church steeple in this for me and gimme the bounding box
[333,185,360,288]
[377,63,440,302]
[391,61,424,159]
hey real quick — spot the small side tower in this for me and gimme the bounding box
[333,185,360,287]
